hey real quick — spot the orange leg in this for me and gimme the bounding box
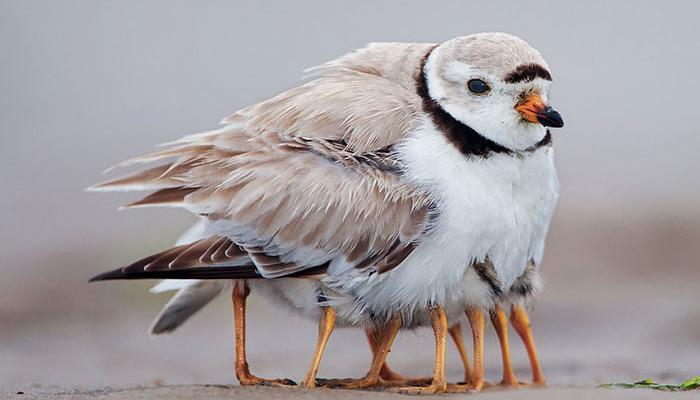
[389,307,448,395]
[491,305,520,387]
[232,283,294,386]
[366,327,405,383]
[466,308,485,392]
[510,304,546,385]
[299,306,336,388]
[365,327,433,387]
[320,315,402,389]
[448,323,472,384]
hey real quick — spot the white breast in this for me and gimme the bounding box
[331,120,558,325]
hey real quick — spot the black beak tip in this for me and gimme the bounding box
[537,108,564,128]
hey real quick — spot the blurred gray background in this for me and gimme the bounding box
[1,0,699,393]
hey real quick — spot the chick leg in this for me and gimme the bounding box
[510,304,546,385]
[299,306,336,388]
[365,327,433,387]
[491,305,520,387]
[232,283,295,386]
[466,308,485,392]
[448,323,472,384]
[320,315,402,389]
[366,327,404,383]
[389,306,448,395]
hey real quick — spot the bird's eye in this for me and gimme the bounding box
[467,79,490,95]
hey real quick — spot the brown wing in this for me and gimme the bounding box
[90,46,435,278]
[90,235,329,281]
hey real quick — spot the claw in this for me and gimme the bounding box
[388,382,446,395]
[238,376,296,387]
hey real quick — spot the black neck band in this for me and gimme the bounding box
[416,50,551,158]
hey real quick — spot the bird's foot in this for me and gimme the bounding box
[523,379,547,388]
[378,374,433,387]
[490,377,546,389]
[445,381,491,393]
[482,379,526,390]
[238,374,296,387]
[314,376,380,389]
[388,381,447,395]
[449,379,484,393]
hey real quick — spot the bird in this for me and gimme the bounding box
[90,32,563,394]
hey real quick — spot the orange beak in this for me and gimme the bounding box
[515,94,564,128]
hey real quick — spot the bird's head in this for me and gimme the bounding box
[424,32,563,151]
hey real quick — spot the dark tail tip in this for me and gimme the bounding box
[89,268,127,282]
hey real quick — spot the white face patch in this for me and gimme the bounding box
[425,49,552,151]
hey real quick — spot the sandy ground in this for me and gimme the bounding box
[3,385,700,400]
[2,214,699,399]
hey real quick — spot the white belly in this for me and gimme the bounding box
[328,122,558,326]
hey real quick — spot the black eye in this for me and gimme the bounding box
[467,79,490,95]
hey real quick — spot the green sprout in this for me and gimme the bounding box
[598,377,700,391]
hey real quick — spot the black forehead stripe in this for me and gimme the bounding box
[416,48,512,158]
[504,63,552,83]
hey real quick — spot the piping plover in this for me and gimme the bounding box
[91,32,563,394]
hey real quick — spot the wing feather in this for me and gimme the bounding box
[92,43,437,279]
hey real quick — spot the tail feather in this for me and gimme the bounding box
[149,222,225,335]
[89,265,262,281]
[150,279,201,293]
[122,187,198,209]
[149,280,225,335]
[88,163,189,192]
[89,235,256,282]
[89,234,327,282]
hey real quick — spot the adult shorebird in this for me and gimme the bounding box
[90,32,563,394]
